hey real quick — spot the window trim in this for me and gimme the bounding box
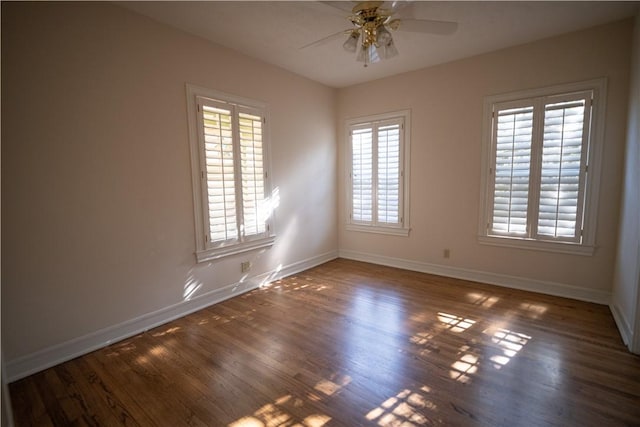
[186,84,275,263]
[345,109,411,237]
[478,78,607,256]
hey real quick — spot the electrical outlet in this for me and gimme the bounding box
[443,249,451,259]
[241,261,251,273]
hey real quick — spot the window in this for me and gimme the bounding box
[186,85,275,262]
[479,79,606,255]
[346,110,410,236]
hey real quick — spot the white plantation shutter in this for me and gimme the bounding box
[349,114,406,231]
[201,101,238,243]
[491,106,534,235]
[238,110,266,236]
[187,85,274,262]
[194,94,271,253]
[483,85,597,249]
[351,126,373,223]
[377,123,401,224]
[537,96,589,241]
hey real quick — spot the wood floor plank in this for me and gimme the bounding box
[9,259,640,426]
[10,377,55,427]
[64,355,148,426]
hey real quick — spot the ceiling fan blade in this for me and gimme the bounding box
[300,29,352,50]
[388,0,413,15]
[395,19,458,35]
[319,1,357,13]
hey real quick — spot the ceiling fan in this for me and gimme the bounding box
[303,1,459,67]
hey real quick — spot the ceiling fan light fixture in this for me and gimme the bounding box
[302,1,459,67]
[378,38,398,60]
[375,25,398,59]
[376,25,393,45]
[343,30,360,53]
[356,43,380,67]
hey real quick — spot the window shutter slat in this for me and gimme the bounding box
[238,112,266,237]
[537,101,586,239]
[377,123,401,224]
[491,107,533,234]
[352,127,373,222]
[202,104,238,243]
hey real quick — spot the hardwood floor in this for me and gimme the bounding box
[9,259,640,426]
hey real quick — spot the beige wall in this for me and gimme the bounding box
[612,12,640,350]
[1,2,337,361]
[337,20,633,294]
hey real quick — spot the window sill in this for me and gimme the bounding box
[196,236,275,263]
[478,235,595,256]
[346,224,410,237]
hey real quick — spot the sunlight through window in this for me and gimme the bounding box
[258,186,280,225]
[365,387,438,426]
[228,387,336,427]
[466,292,500,308]
[410,312,430,323]
[410,331,434,346]
[151,326,181,337]
[303,415,332,427]
[314,380,340,396]
[314,375,351,396]
[105,342,137,358]
[259,264,283,288]
[519,302,548,319]
[254,403,290,426]
[449,353,479,383]
[183,274,203,301]
[487,328,531,369]
[409,329,441,356]
[135,355,148,365]
[437,312,476,333]
[149,346,167,357]
[228,417,264,427]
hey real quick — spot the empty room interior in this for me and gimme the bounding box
[2,1,640,426]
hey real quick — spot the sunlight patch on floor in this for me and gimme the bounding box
[365,387,439,426]
[259,264,283,288]
[437,312,476,333]
[409,312,430,323]
[466,292,500,308]
[254,403,292,426]
[314,373,352,397]
[302,414,332,427]
[229,417,264,427]
[410,331,434,346]
[134,355,148,365]
[149,345,167,357]
[135,343,171,365]
[519,302,548,319]
[105,341,137,357]
[151,326,181,337]
[487,328,531,369]
[449,348,480,384]
[409,329,441,356]
[228,397,332,427]
[228,374,344,427]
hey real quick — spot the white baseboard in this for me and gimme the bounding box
[338,249,611,305]
[6,250,338,383]
[610,302,632,346]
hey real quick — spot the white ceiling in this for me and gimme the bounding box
[118,1,639,88]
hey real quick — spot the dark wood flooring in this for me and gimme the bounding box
[9,259,640,426]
